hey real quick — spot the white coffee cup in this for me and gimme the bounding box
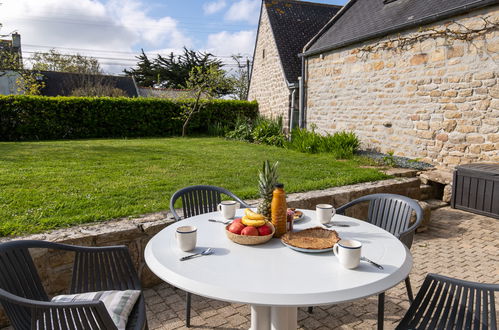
[218,200,237,219]
[176,226,197,252]
[316,204,336,224]
[333,239,362,269]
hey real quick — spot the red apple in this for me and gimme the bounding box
[232,217,243,225]
[241,226,259,236]
[228,222,245,235]
[257,224,272,236]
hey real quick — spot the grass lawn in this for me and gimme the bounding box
[0,137,388,236]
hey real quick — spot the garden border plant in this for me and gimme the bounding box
[226,118,361,159]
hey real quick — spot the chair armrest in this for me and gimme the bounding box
[1,240,129,253]
[336,197,368,215]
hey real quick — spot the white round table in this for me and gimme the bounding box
[145,209,412,330]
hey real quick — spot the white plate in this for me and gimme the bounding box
[290,209,305,222]
[280,240,334,253]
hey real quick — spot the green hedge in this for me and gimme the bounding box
[0,96,258,141]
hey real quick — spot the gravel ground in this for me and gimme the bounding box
[357,150,434,170]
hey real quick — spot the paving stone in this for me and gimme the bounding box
[140,207,498,329]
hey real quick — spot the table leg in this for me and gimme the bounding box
[271,306,297,330]
[250,305,270,330]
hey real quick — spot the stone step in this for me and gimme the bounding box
[425,199,449,210]
[383,168,419,178]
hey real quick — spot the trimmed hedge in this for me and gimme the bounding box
[0,95,258,141]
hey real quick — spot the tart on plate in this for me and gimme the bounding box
[281,227,340,250]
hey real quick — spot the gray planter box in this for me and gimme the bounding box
[451,163,499,219]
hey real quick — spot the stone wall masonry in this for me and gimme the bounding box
[247,7,290,122]
[0,177,421,327]
[305,6,499,169]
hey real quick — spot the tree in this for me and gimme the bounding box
[180,65,230,137]
[123,50,157,87]
[29,49,129,97]
[31,49,101,74]
[124,47,230,92]
[228,55,250,100]
[0,43,44,95]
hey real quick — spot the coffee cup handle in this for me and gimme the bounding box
[218,203,222,212]
[333,243,339,256]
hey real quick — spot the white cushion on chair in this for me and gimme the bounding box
[51,290,141,330]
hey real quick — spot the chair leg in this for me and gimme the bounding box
[307,306,313,314]
[405,276,414,303]
[377,292,384,330]
[186,292,192,327]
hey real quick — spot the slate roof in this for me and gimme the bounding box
[305,0,498,55]
[264,0,341,83]
[39,71,138,97]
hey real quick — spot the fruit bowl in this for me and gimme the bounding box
[225,222,275,245]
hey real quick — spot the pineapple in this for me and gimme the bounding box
[257,160,279,218]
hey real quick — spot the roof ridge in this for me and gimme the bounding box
[264,0,342,9]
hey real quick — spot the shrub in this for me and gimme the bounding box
[0,95,258,141]
[287,127,360,158]
[286,127,323,153]
[225,116,254,142]
[329,131,360,159]
[251,116,286,147]
[225,115,286,147]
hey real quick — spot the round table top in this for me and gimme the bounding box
[145,209,412,307]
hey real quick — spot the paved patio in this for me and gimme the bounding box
[144,206,499,330]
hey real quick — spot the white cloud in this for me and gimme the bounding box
[225,0,260,24]
[203,0,227,15]
[0,0,193,73]
[205,30,256,58]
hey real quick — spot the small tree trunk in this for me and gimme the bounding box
[182,110,195,137]
[182,91,202,137]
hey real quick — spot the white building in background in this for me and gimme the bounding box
[0,33,23,95]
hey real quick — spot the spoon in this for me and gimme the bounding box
[209,219,231,225]
[361,256,384,269]
[180,248,214,261]
[323,222,350,228]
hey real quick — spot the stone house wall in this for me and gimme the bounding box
[248,7,290,121]
[305,6,499,169]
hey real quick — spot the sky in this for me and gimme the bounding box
[0,0,347,74]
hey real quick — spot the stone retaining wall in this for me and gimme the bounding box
[0,177,420,327]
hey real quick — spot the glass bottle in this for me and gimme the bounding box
[271,183,287,238]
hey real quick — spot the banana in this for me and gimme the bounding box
[244,208,266,220]
[241,216,267,227]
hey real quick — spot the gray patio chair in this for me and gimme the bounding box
[169,185,251,327]
[169,185,251,221]
[0,240,147,330]
[396,273,498,329]
[308,193,423,330]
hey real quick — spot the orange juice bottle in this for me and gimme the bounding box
[271,183,287,238]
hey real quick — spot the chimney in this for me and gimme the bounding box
[12,33,21,49]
